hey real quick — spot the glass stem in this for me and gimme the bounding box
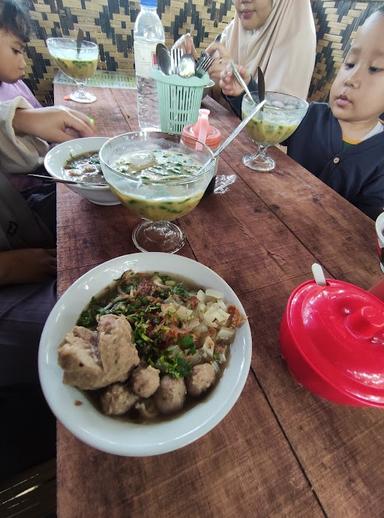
[254,145,269,160]
[75,81,87,99]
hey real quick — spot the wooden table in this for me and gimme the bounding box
[54,84,384,517]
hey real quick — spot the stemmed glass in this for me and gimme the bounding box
[241,91,308,171]
[99,131,215,253]
[47,37,99,103]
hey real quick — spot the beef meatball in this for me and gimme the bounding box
[154,376,186,414]
[131,365,160,398]
[186,363,216,397]
[100,383,138,416]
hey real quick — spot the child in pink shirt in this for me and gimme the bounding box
[0,0,41,107]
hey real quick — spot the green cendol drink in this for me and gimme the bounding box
[52,49,98,81]
[243,116,298,146]
[110,149,207,221]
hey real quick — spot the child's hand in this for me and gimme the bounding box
[0,248,56,285]
[219,63,251,97]
[12,106,95,143]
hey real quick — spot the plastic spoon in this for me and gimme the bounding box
[76,28,84,57]
[257,66,265,104]
[194,109,210,151]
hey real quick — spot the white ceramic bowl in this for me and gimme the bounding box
[44,137,120,206]
[38,253,252,456]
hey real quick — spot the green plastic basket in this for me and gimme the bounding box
[152,68,211,134]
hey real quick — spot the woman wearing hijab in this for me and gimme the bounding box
[175,0,316,100]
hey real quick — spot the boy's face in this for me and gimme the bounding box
[0,29,27,83]
[330,12,384,124]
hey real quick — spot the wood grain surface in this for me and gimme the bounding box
[54,85,384,518]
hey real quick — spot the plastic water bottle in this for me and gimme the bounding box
[133,0,165,130]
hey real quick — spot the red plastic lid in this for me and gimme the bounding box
[285,279,384,406]
[181,123,222,149]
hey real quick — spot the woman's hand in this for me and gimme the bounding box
[204,42,232,83]
[0,248,56,285]
[219,63,251,97]
[172,33,198,60]
[12,106,95,143]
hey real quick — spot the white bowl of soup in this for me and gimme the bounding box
[38,253,252,456]
[44,137,120,206]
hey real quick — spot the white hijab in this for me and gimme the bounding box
[221,0,317,99]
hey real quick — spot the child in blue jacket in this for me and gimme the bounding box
[220,7,384,220]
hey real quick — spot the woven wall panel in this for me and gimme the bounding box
[23,0,380,105]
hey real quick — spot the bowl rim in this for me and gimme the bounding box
[243,90,309,111]
[46,36,99,50]
[99,130,215,186]
[38,252,252,456]
[44,136,110,191]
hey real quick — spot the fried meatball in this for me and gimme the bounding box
[58,314,139,390]
[131,365,160,398]
[186,363,216,397]
[154,376,186,414]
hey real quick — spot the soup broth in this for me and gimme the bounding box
[64,151,105,184]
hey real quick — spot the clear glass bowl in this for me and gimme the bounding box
[47,37,99,103]
[99,131,215,253]
[241,91,308,171]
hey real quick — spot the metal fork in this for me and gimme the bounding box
[171,48,183,75]
[195,54,215,78]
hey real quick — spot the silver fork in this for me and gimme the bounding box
[171,48,183,75]
[195,54,215,78]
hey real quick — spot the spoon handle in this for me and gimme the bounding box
[230,62,254,104]
[211,99,266,159]
[27,173,107,187]
[257,66,265,103]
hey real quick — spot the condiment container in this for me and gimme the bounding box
[279,278,384,407]
[181,109,222,195]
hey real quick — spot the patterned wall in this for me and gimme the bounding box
[24,0,381,105]
[309,0,383,101]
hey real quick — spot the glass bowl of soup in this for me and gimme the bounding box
[99,131,216,253]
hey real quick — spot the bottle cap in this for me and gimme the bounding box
[140,0,157,7]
